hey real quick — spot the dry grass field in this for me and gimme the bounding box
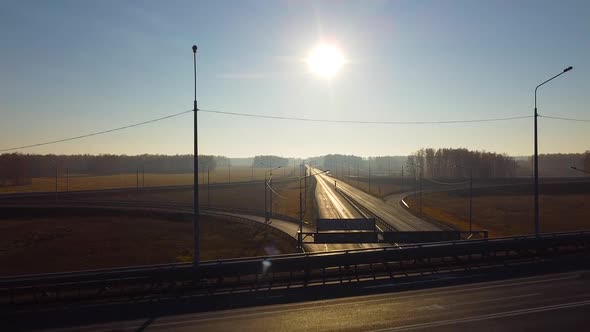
[0,213,297,276]
[0,166,298,194]
[336,175,407,198]
[0,167,311,276]
[77,177,318,225]
[405,182,590,237]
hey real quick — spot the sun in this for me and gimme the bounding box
[305,43,345,79]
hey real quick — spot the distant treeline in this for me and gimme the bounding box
[1,151,588,186]
[515,153,590,177]
[0,154,224,185]
[320,154,407,176]
[407,149,590,179]
[407,148,517,178]
[252,155,290,168]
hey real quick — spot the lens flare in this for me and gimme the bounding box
[306,43,345,79]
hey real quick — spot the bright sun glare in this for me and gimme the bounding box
[306,43,345,79]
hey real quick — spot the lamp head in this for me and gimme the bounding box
[192,45,198,53]
[564,66,573,72]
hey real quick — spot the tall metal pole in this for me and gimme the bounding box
[304,162,308,209]
[455,163,472,233]
[419,167,423,214]
[534,93,539,236]
[298,181,303,248]
[401,166,404,192]
[368,161,371,194]
[304,162,316,211]
[534,66,573,236]
[264,166,281,222]
[264,172,268,221]
[414,168,417,212]
[305,164,308,212]
[388,159,391,176]
[269,169,273,221]
[469,168,473,233]
[192,45,200,267]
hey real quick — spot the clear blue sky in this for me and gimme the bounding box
[1,0,588,157]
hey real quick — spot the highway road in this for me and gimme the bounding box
[314,168,362,219]
[44,271,590,331]
[313,169,446,231]
[308,168,385,251]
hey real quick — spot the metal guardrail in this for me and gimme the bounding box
[335,188,396,232]
[202,210,299,243]
[0,202,300,224]
[301,229,488,244]
[203,205,299,223]
[317,218,376,231]
[382,231,462,243]
[1,230,589,309]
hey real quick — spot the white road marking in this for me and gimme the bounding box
[84,275,577,331]
[452,292,541,307]
[369,299,590,331]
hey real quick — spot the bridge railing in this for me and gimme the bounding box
[2,230,590,313]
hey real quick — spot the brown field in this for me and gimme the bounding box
[0,213,297,276]
[336,175,406,198]
[405,182,590,237]
[77,177,318,225]
[0,166,298,194]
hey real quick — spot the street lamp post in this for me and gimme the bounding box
[368,160,372,194]
[455,163,473,234]
[265,166,281,222]
[192,45,200,267]
[409,162,423,214]
[534,66,573,236]
[419,167,422,214]
[305,162,317,212]
[298,169,329,248]
[252,161,263,181]
[401,166,404,192]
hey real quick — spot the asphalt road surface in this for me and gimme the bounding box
[46,271,590,332]
[313,169,446,231]
[307,168,386,251]
[314,169,362,219]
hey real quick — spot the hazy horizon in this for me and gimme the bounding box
[1,151,587,160]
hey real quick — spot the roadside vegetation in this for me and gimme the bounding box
[0,213,297,276]
[0,166,298,194]
[404,182,590,237]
